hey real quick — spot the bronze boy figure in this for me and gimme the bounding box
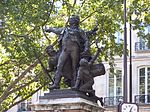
[73,47,105,92]
[73,48,105,106]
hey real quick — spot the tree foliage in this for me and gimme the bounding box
[0,0,149,111]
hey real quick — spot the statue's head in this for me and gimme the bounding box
[45,45,56,56]
[69,14,80,26]
[79,58,88,66]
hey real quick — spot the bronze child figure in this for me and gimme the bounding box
[73,47,105,106]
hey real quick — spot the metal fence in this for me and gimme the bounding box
[135,94,150,104]
[135,42,150,51]
[104,96,123,107]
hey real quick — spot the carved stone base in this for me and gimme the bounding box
[30,89,105,112]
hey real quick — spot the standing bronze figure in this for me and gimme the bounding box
[45,15,89,89]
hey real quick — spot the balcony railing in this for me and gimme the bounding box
[17,102,31,112]
[135,42,150,51]
[135,95,150,104]
[104,96,123,107]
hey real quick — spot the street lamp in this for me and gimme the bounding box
[129,14,132,103]
[123,0,128,103]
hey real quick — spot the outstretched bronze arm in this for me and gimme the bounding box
[86,25,98,37]
[45,27,64,35]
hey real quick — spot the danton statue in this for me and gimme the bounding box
[45,15,89,89]
[45,14,105,104]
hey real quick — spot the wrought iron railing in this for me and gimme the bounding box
[17,101,32,112]
[104,96,123,107]
[135,95,150,104]
[135,42,150,51]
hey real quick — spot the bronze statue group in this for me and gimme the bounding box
[45,15,105,106]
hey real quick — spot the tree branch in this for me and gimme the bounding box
[0,60,17,66]
[77,0,86,14]
[41,26,51,43]
[41,0,55,26]
[0,60,39,104]
[33,50,54,83]
[9,78,36,94]
[80,10,97,23]
[3,85,44,112]
[72,0,77,8]
[9,0,55,39]
[0,61,10,66]
[12,94,20,104]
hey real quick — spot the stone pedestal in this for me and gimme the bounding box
[30,89,105,112]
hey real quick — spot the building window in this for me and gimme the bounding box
[135,25,150,51]
[135,40,150,51]
[104,69,123,106]
[115,32,122,44]
[139,67,150,95]
[144,25,150,35]
[136,67,150,104]
[109,69,122,97]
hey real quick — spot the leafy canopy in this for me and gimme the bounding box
[0,0,149,111]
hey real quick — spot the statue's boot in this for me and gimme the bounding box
[49,75,61,90]
[49,84,60,90]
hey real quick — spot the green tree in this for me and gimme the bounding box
[0,0,149,111]
[129,0,150,46]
